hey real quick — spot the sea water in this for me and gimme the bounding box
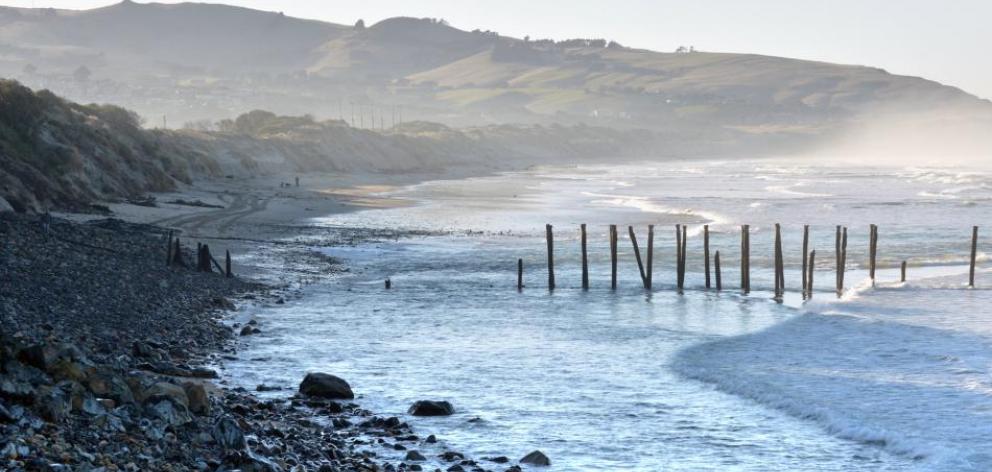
[225,160,992,470]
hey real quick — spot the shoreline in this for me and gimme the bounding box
[0,169,522,471]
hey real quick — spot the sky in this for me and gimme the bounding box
[5,0,991,100]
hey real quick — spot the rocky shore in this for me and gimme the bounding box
[0,212,539,471]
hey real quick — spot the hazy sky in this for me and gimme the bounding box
[6,0,991,99]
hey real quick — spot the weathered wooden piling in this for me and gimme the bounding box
[518,258,524,290]
[801,225,809,295]
[581,224,589,290]
[715,250,722,291]
[774,223,784,298]
[546,224,555,291]
[970,226,978,288]
[385,278,392,289]
[740,225,750,294]
[704,225,711,289]
[610,225,618,290]
[647,225,654,290]
[901,260,907,283]
[202,244,215,273]
[226,250,233,278]
[807,250,816,298]
[676,225,683,289]
[629,226,648,289]
[172,238,183,266]
[681,225,687,291]
[869,224,878,286]
[838,226,848,296]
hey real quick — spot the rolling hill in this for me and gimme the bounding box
[0,0,987,140]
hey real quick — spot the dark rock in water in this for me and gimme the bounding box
[408,400,454,416]
[504,466,523,472]
[520,450,551,466]
[240,326,255,336]
[299,373,354,399]
[256,384,281,392]
[484,456,510,464]
[446,465,465,472]
[212,416,246,450]
[223,449,283,472]
[440,451,465,462]
[426,434,437,443]
[325,401,343,414]
[405,450,427,461]
[190,367,219,379]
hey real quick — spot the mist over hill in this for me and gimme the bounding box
[1,0,988,152]
[0,80,696,212]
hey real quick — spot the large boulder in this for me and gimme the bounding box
[520,450,551,466]
[141,382,189,408]
[212,416,246,450]
[183,382,210,416]
[298,373,353,400]
[86,369,135,405]
[408,400,454,416]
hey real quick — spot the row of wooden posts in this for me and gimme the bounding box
[520,224,982,296]
[165,230,234,278]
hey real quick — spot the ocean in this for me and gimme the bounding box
[224,160,992,470]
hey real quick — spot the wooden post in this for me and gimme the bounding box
[774,223,783,298]
[680,225,687,291]
[629,226,648,288]
[714,250,722,291]
[226,250,232,278]
[807,250,816,298]
[704,225,711,289]
[203,244,213,273]
[676,225,683,292]
[801,225,809,295]
[901,260,907,282]
[173,238,183,266]
[385,278,391,289]
[166,231,174,267]
[741,225,750,294]
[196,243,203,272]
[646,225,654,290]
[518,258,524,291]
[869,224,878,286]
[970,226,978,288]
[610,225,618,290]
[581,224,589,290]
[839,227,848,296]
[546,224,555,291]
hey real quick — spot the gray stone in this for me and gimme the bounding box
[408,400,454,416]
[298,373,354,399]
[212,416,246,450]
[520,450,551,466]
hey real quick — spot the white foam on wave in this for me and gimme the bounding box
[582,192,732,235]
[764,182,834,198]
[675,264,992,470]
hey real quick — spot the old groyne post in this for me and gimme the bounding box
[546,224,555,291]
